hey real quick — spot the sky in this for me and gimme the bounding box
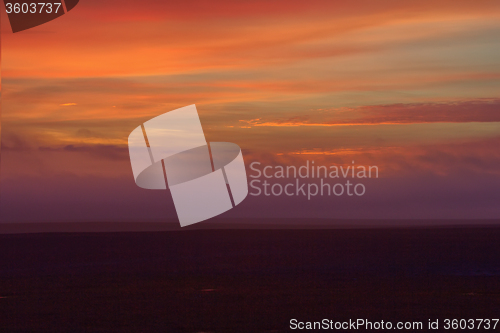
[1,0,499,224]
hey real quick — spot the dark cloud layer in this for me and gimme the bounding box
[247,99,500,126]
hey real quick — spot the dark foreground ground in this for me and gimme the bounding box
[1,227,500,332]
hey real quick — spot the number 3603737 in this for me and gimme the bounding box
[5,3,62,14]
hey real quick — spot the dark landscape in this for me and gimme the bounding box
[1,224,500,332]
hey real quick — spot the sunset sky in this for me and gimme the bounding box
[1,0,499,223]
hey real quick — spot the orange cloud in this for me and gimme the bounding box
[240,99,500,127]
[2,0,500,79]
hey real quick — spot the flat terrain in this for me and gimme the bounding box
[1,227,500,332]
